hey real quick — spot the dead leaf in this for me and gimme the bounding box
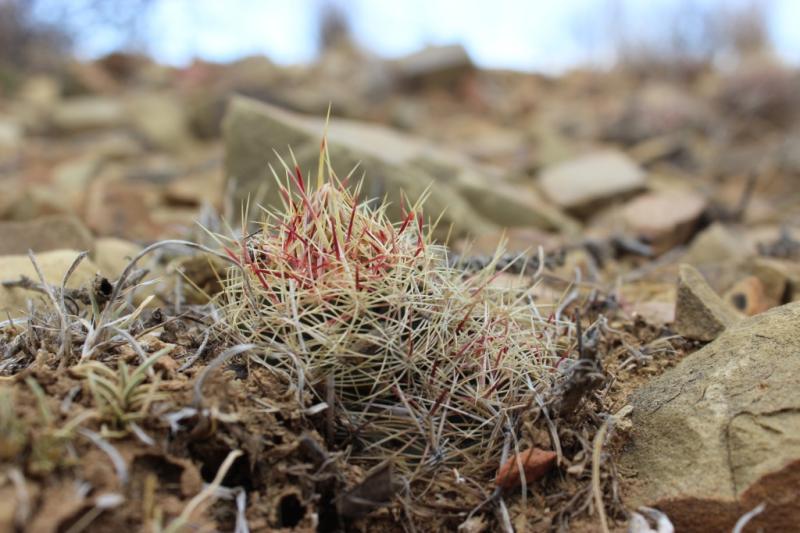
[495,447,557,490]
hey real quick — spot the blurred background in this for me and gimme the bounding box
[1,0,799,262]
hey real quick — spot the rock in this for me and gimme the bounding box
[0,178,28,219]
[747,256,800,303]
[622,302,800,532]
[456,227,563,256]
[537,150,646,215]
[125,91,191,151]
[0,120,21,151]
[0,250,99,317]
[621,190,707,254]
[0,119,21,171]
[224,96,574,238]
[63,60,120,95]
[17,75,60,109]
[685,224,752,265]
[682,223,753,293]
[83,165,162,240]
[604,82,713,143]
[674,264,741,341]
[456,177,580,236]
[718,56,798,125]
[50,96,126,132]
[51,155,105,210]
[92,237,142,279]
[619,282,676,326]
[393,44,474,88]
[0,216,94,256]
[723,276,771,316]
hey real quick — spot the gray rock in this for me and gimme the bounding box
[674,263,741,341]
[0,216,94,256]
[223,96,576,238]
[537,150,646,214]
[622,301,800,532]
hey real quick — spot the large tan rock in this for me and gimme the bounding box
[622,302,800,532]
[674,264,741,341]
[223,96,576,238]
[0,250,99,317]
[537,150,646,214]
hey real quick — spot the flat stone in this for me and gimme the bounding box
[0,216,94,256]
[538,150,646,214]
[0,250,99,317]
[622,190,707,253]
[674,264,741,341]
[622,302,800,532]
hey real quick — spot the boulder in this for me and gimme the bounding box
[0,250,99,317]
[223,96,576,238]
[537,150,646,215]
[674,264,741,341]
[622,302,800,532]
[0,216,94,256]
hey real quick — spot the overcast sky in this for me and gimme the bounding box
[45,0,800,73]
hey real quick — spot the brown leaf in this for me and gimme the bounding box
[494,447,557,490]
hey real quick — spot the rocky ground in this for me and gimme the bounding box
[1,41,800,532]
